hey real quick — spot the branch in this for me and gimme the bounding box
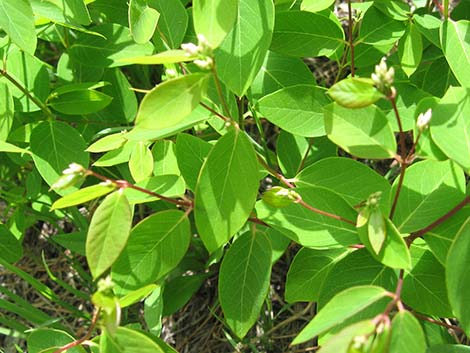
[347,0,355,77]
[211,64,231,118]
[412,312,464,334]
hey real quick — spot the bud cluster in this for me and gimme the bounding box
[181,34,214,70]
[371,58,395,97]
[50,163,86,191]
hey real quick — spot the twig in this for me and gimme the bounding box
[412,312,465,334]
[296,198,356,226]
[211,64,231,118]
[347,0,355,77]
[200,101,230,122]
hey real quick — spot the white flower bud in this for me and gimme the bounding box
[194,57,213,70]
[62,163,85,175]
[417,108,432,130]
[181,42,199,56]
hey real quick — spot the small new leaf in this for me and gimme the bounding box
[328,78,384,108]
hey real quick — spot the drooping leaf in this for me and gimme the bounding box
[367,208,387,254]
[51,184,116,211]
[271,11,344,58]
[215,0,274,96]
[28,329,86,353]
[285,248,350,303]
[398,23,423,77]
[315,320,376,353]
[324,103,397,159]
[86,190,133,279]
[0,83,13,141]
[389,311,426,353]
[219,231,272,339]
[276,131,309,178]
[328,78,384,109]
[0,140,31,155]
[129,142,153,182]
[391,160,465,233]
[151,0,188,49]
[151,140,180,176]
[129,0,160,44]
[30,121,89,193]
[0,0,36,55]
[47,89,113,115]
[134,74,209,131]
[101,327,167,353]
[0,224,23,264]
[292,285,389,345]
[441,20,470,88]
[358,6,406,45]
[87,133,127,153]
[112,210,190,294]
[257,85,329,137]
[430,87,470,171]
[118,284,158,308]
[163,274,209,316]
[256,186,359,248]
[194,129,259,253]
[192,0,238,48]
[296,157,392,214]
[446,218,470,335]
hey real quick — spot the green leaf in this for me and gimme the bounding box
[324,103,397,159]
[257,85,329,137]
[296,157,392,214]
[389,311,426,353]
[427,345,470,353]
[51,184,116,211]
[402,245,452,317]
[215,0,274,96]
[367,208,387,254]
[248,51,316,101]
[414,14,441,48]
[398,23,423,77]
[129,0,160,44]
[431,88,470,171]
[28,329,86,353]
[48,89,113,115]
[193,0,238,48]
[0,0,36,55]
[87,133,127,153]
[392,160,465,233]
[32,0,91,26]
[285,248,350,303]
[86,190,133,279]
[101,327,166,353]
[328,78,384,109]
[292,285,389,345]
[256,186,359,248]
[30,121,89,193]
[118,284,158,308]
[151,140,180,176]
[446,218,470,335]
[194,129,259,253]
[0,224,23,264]
[151,0,188,49]
[135,74,209,131]
[119,50,196,65]
[373,0,410,21]
[94,140,136,167]
[276,131,310,178]
[68,23,154,67]
[358,6,406,45]
[300,0,335,13]
[358,218,411,269]
[129,142,153,182]
[112,210,190,294]
[315,320,376,353]
[219,231,272,339]
[0,140,31,155]
[441,20,470,88]
[162,274,209,316]
[271,11,344,58]
[144,286,163,336]
[175,133,212,191]
[0,83,13,141]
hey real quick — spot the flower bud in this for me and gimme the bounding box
[417,108,432,131]
[194,57,213,70]
[181,42,199,56]
[50,163,86,191]
[372,58,394,97]
[262,186,300,208]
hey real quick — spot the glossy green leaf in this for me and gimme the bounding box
[87,133,127,153]
[398,23,423,77]
[30,121,89,192]
[135,74,209,131]
[51,184,116,211]
[151,0,188,49]
[48,89,113,115]
[68,23,154,67]
[358,6,406,45]
[315,320,376,353]
[0,224,23,263]
[301,0,335,13]
[94,140,137,167]
[112,210,190,294]
[118,284,158,308]
[175,133,212,191]
[285,248,350,303]
[319,249,397,306]
[129,0,160,44]
[392,160,465,233]
[441,20,470,88]
[119,50,196,65]
[86,190,133,279]
[324,103,397,159]
[163,274,209,316]
[367,208,387,254]
[256,186,359,248]
[248,51,316,101]
[402,245,452,317]
[28,329,85,353]
[359,217,411,269]
[292,285,388,345]
[101,327,166,353]
[0,83,13,141]
[430,88,470,171]
[389,311,426,353]
[193,0,237,48]
[296,157,392,214]
[152,140,180,176]
[257,85,329,137]
[276,131,309,178]
[123,175,185,204]
[373,0,410,21]
[129,142,153,182]
[328,78,384,108]
[215,0,274,96]
[446,218,470,335]
[271,11,344,58]
[219,231,272,339]
[144,286,163,336]
[31,0,91,26]
[0,140,31,154]
[427,345,470,353]
[414,14,441,48]
[195,129,259,253]
[0,0,36,55]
